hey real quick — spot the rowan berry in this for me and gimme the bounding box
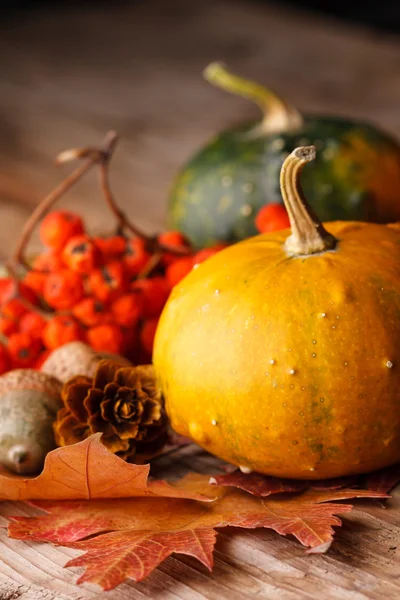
[62,235,100,274]
[43,270,84,310]
[140,318,159,356]
[123,237,152,277]
[0,280,38,319]
[255,203,290,233]
[32,251,64,272]
[0,343,10,374]
[193,243,227,265]
[157,231,191,265]
[131,276,170,319]
[0,316,18,336]
[89,261,127,302]
[20,312,47,339]
[121,324,140,362]
[86,323,125,355]
[95,235,127,261]
[166,257,194,288]
[73,297,111,327]
[23,270,48,296]
[34,349,52,370]
[42,315,83,350]
[39,210,85,251]
[8,332,42,368]
[111,293,142,327]
[0,278,11,303]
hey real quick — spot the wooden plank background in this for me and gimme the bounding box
[0,0,400,597]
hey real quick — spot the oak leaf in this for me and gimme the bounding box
[0,434,213,502]
[8,474,388,590]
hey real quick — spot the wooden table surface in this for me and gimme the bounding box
[0,1,400,598]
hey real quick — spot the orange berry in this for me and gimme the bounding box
[0,343,10,374]
[7,332,42,368]
[140,318,159,356]
[34,349,52,370]
[0,279,11,303]
[32,251,64,272]
[43,270,84,310]
[39,210,85,251]
[0,316,18,336]
[86,323,125,354]
[158,231,191,265]
[0,280,38,319]
[20,312,47,339]
[42,315,83,350]
[131,277,170,319]
[111,293,142,327]
[89,261,127,302]
[123,238,152,277]
[255,203,290,233]
[62,235,100,274]
[23,270,48,296]
[73,297,111,327]
[95,235,127,261]
[166,257,194,288]
[193,243,227,265]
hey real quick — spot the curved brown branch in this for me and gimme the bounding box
[10,132,117,272]
[98,135,191,256]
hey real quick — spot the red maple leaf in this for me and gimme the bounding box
[210,470,358,496]
[8,474,388,590]
[209,471,308,496]
[364,464,400,493]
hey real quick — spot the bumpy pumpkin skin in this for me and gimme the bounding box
[168,118,400,249]
[154,221,400,479]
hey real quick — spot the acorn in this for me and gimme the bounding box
[40,341,132,383]
[0,369,62,474]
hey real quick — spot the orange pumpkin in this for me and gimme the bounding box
[154,146,400,479]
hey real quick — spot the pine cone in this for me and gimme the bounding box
[53,360,168,461]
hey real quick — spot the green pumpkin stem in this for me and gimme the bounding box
[281,146,338,256]
[204,62,303,135]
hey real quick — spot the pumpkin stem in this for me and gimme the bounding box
[281,146,338,256]
[204,62,303,135]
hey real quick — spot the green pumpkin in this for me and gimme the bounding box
[168,64,400,249]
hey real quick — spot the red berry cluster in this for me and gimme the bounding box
[0,132,291,376]
[0,211,227,374]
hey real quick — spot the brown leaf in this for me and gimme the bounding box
[364,464,400,493]
[8,474,388,590]
[0,434,213,502]
[209,471,308,496]
[210,471,358,496]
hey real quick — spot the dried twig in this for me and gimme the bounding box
[9,130,190,278]
[10,132,116,272]
[98,134,191,256]
[137,252,163,280]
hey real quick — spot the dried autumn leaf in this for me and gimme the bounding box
[210,471,358,496]
[364,464,400,493]
[209,471,308,496]
[0,434,213,502]
[8,474,388,590]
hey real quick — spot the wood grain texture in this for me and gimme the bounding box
[0,0,400,597]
